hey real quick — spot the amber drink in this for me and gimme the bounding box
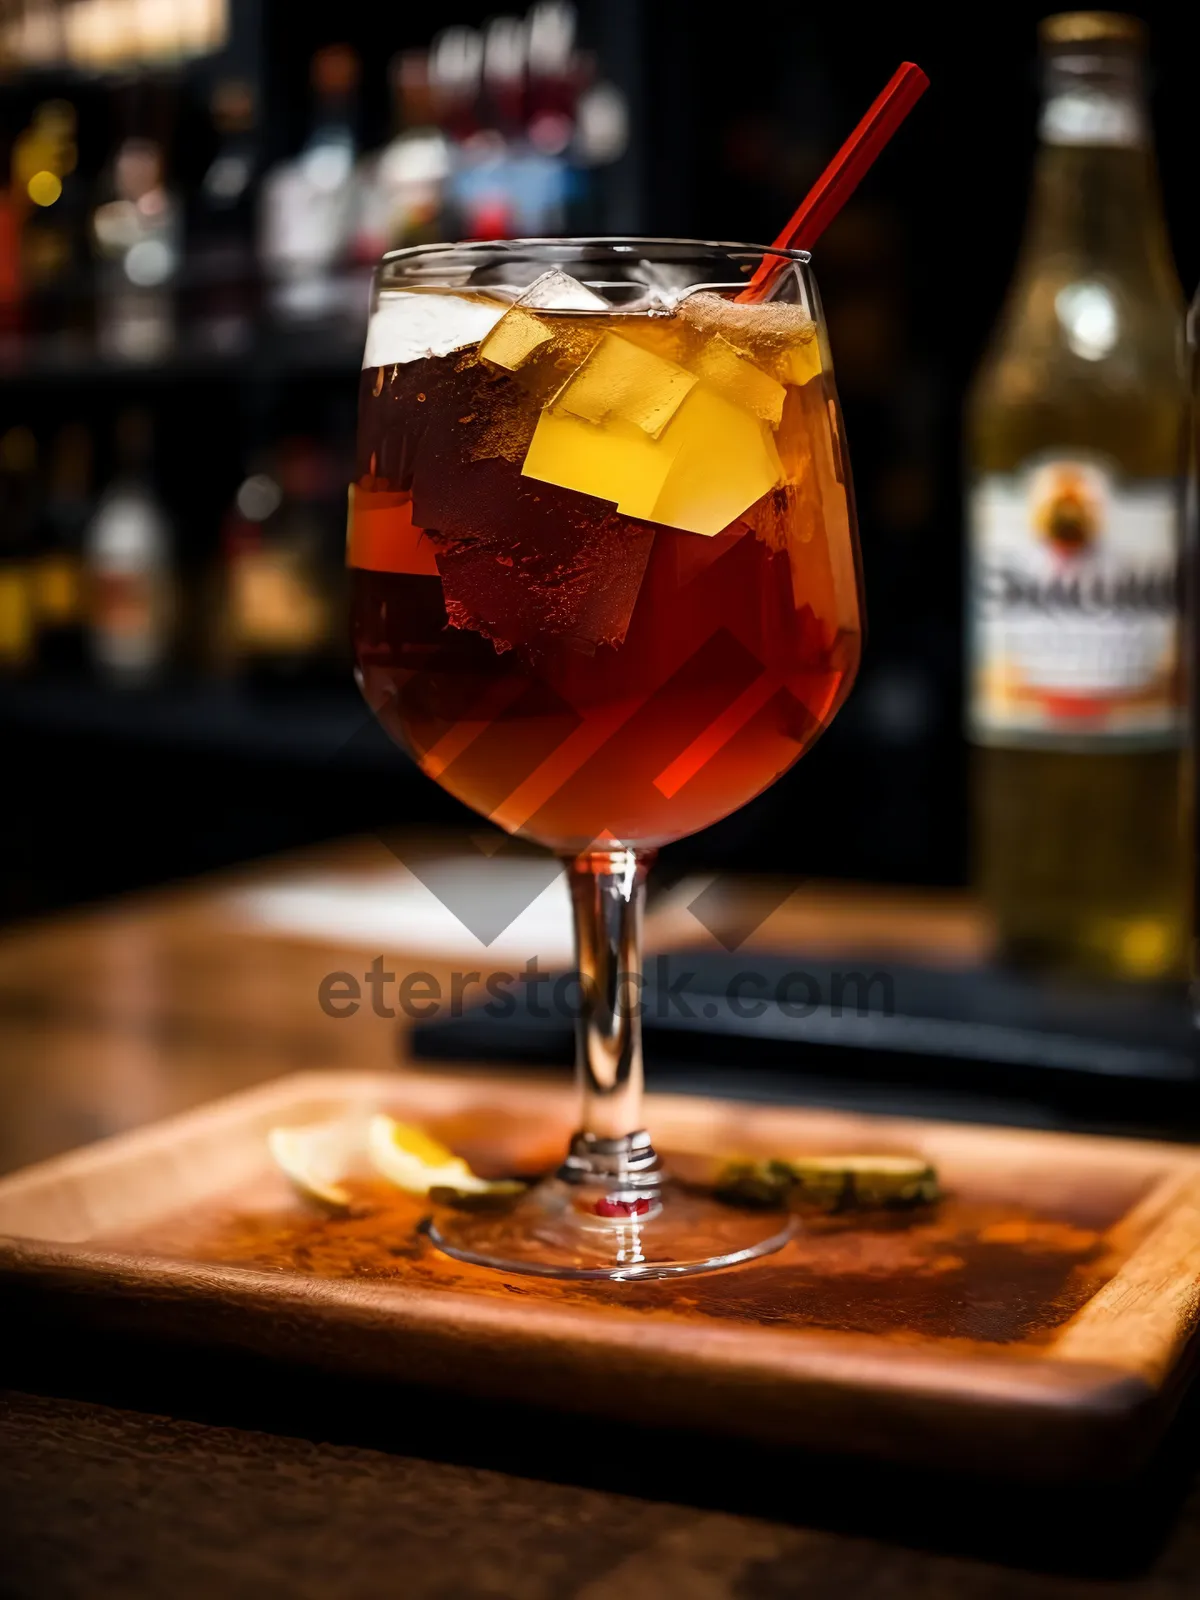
[351,270,860,852]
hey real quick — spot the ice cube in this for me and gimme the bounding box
[639,262,696,312]
[479,307,554,371]
[688,332,785,425]
[554,333,696,439]
[362,290,507,369]
[522,382,782,537]
[410,455,656,653]
[516,267,608,312]
[438,513,656,654]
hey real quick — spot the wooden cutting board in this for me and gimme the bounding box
[2,1068,1200,1481]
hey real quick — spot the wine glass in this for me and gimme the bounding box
[350,238,862,1279]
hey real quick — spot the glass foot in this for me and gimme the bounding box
[425,1177,793,1281]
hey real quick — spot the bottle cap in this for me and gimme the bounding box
[1039,13,1144,47]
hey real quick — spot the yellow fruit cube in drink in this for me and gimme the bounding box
[650,386,784,536]
[522,381,782,537]
[689,332,786,425]
[523,409,681,516]
[479,307,554,371]
[555,331,696,439]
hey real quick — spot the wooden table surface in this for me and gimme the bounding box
[3,836,1200,1600]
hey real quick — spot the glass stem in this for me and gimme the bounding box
[559,848,661,1193]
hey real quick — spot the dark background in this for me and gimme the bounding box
[2,0,1197,923]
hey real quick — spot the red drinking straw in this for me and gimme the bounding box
[737,61,929,302]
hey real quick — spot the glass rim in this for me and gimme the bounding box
[378,235,812,268]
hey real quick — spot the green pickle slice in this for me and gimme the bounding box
[714,1153,940,1212]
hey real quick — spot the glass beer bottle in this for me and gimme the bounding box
[967,12,1187,980]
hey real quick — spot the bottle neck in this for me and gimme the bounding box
[1039,48,1147,148]
[1020,50,1176,292]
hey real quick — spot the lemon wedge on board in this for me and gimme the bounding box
[268,1118,370,1210]
[367,1114,524,1199]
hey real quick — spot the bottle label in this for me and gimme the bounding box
[93,571,154,639]
[968,457,1182,748]
[1040,90,1144,149]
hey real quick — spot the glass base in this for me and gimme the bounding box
[425,1177,794,1281]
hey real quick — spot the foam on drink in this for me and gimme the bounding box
[362,288,509,368]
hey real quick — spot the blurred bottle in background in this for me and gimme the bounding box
[967,13,1187,981]
[12,99,87,349]
[189,77,260,354]
[352,50,451,260]
[0,425,38,677]
[33,421,91,674]
[442,11,572,240]
[218,440,335,687]
[517,1,589,231]
[418,4,623,245]
[259,43,362,323]
[85,409,173,683]
[429,25,493,237]
[92,129,182,362]
[526,0,579,135]
[482,14,526,138]
[429,23,483,150]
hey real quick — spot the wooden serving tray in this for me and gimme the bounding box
[2,1068,1200,1481]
